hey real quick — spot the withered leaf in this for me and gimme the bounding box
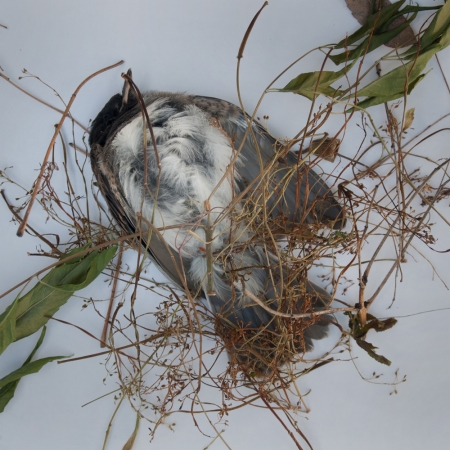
[355,338,392,366]
[403,107,415,130]
[345,0,416,48]
[347,311,398,340]
[355,317,398,338]
[302,136,341,162]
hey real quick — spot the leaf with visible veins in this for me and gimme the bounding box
[345,0,416,48]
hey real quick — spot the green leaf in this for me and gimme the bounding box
[16,245,117,341]
[407,72,427,94]
[415,1,450,51]
[0,354,68,390]
[331,10,417,65]
[278,51,362,100]
[0,245,117,347]
[52,244,118,292]
[278,70,344,100]
[0,295,19,355]
[358,47,436,97]
[351,76,424,110]
[329,43,362,66]
[399,5,440,15]
[335,0,407,49]
[355,338,392,366]
[0,326,47,412]
[0,381,18,413]
[356,93,400,110]
[438,22,450,49]
[347,47,436,111]
[402,3,450,58]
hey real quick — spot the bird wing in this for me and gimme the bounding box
[193,95,345,229]
[90,91,338,368]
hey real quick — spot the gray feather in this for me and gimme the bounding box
[89,88,343,372]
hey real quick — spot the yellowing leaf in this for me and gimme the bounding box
[403,108,415,130]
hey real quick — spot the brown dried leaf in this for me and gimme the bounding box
[355,338,392,366]
[355,317,398,338]
[345,0,377,25]
[303,136,341,162]
[345,0,417,48]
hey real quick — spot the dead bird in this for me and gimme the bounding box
[89,70,345,373]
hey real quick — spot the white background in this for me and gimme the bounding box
[0,1,449,449]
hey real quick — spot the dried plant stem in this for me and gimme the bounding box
[0,232,135,301]
[102,395,125,450]
[1,189,62,255]
[16,60,124,237]
[244,289,356,318]
[258,388,306,450]
[204,200,216,296]
[365,162,450,307]
[0,72,88,132]
[237,1,268,60]
[58,330,172,364]
[68,142,89,157]
[435,54,450,95]
[100,241,124,347]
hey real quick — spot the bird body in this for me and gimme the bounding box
[89,76,345,372]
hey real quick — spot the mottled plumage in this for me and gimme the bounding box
[89,73,345,372]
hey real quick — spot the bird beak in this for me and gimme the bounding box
[121,68,133,110]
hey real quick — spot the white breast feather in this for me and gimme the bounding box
[110,98,265,306]
[112,101,236,252]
